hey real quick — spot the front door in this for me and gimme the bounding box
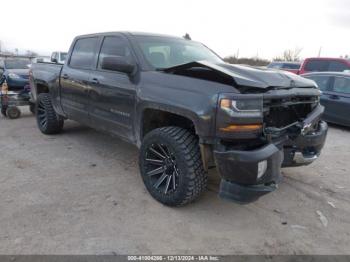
[325,76,350,126]
[88,35,136,142]
[306,74,332,120]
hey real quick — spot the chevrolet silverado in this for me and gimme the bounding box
[29,32,328,206]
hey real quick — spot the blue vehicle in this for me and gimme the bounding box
[302,72,350,127]
[0,59,31,91]
[0,59,33,118]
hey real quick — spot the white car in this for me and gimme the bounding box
[51,52,67,64]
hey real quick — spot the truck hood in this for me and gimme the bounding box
[163,61,316,89]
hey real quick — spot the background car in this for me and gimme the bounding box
[298,57,350,75]
[50,51,67,64]
[303,72,350,127]
[0,59,31,91]
[267,61,301,74]
[31,56,51,63]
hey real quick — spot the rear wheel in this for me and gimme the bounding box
[139,127,207,206]
[6,107,21,119]
[36,93,64,134]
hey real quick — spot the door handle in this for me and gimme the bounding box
[91,78,100,84]
[62,74,69,79]
[329,94,340,100]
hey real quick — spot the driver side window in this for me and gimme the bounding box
[98,36,133,70]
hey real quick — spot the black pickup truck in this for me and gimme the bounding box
[30,32,327,206]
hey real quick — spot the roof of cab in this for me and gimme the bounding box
[302,72,350,77]
[75,31,184,40]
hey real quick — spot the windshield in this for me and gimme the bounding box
[135,36,223,69]
[5,60,30,69]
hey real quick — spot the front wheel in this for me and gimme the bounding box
[139,127,207,206]
[36,93,64,134]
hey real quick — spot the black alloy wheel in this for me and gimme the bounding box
[139,126,207,206]
[36,93,64,134]
[145,143,179,195]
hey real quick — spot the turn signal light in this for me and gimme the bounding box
[219,124,262,132]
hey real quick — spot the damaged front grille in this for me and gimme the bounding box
[263,96,319,131]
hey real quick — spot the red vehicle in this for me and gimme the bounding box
[298,57,350,75]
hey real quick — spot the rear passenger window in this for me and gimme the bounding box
[333,77,350,94]
[328,61,348,72]
[98,36,133,69]
[70,37,98,69]
[305,60,329,72]
[307,75,330,91]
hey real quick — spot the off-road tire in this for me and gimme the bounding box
[36,93,64,134]
[139,126,207,206]
[6,106,21,119]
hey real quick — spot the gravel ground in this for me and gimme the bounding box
[0,107,349,255]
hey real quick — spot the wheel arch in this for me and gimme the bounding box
[139,106,199,142]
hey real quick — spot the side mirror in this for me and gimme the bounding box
[51,57,58,63]
[101,56,136,75]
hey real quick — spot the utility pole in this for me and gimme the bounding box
[318,46,322,57]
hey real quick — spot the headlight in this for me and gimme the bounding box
[220,97,263,118]
[216,94,264,137]
[8,73,21,79]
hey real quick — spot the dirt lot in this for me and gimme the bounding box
[0,107,349,255]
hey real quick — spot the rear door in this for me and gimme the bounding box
[325,76,350,126]
[60,37,99,124]
[88,35,137,142]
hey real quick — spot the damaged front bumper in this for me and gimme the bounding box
[213,106,328,204]
[215,143,284,203]
[282,121,328,167]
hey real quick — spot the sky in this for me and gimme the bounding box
[0,0,349,60]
